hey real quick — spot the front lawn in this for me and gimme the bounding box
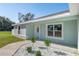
[0,31,24,48]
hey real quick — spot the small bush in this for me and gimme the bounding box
[26,47,32,53]
[31,37,36,43]
[35,51,41,56]
[44,39,51,47]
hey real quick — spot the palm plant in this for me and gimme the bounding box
[44,39,51,55]
[30,37,37,50]
[31,37,36,43]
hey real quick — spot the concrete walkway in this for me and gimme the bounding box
[0,40,78,56]
[0,41,27,56]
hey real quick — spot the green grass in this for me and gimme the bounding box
[0,31,24,48]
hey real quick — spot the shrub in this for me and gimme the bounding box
[31,37,36,43]
[35,51,41,56]
[44,39,51,47]
[44,39,52,55]
[26,47,32,53]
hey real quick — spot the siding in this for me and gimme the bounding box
[64,20,77,47]
[12,24,27,39]
[26,23,34,38]
[34,20,77,48]
[25,16,77,48]
[77,20,79,51]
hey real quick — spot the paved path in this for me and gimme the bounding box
[0,41,27,56]
[0,40,78,56]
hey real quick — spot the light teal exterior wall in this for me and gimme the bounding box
[26,23,34,38]
[33,20,77,48]
[77,19,79,52]
[63,20,77,47]
[26,16,78,48]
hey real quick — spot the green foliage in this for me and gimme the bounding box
[25,38,30,40]
[35,51,41,56]
[18,12,34,22]
[31,37,36,43]
[44,39,51,47]
[0,31,23,48]
[26,47,32,53]
[0,16,15,31]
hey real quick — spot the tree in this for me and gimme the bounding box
[18,12,24,22]
[18,12,34,22]
[0,16,15,31]
[23,13,34,21]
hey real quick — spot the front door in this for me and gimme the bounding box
[35,25,40,39]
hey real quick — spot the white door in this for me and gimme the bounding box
[35,25,40,39]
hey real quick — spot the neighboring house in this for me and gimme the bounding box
[12,4,79,52]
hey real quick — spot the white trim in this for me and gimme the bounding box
[46,22,64,40]
[12,12,70,26]
[34,24,40,39]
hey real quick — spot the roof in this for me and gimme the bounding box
[34,10,69,20]
[12,10,70,26]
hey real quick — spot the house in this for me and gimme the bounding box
[12,3,79,52]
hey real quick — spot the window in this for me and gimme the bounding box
[47,24,62,39]
[37,27,39,33]
[18,26,20,34]
[48,25,53,36]
[54,24,62,37]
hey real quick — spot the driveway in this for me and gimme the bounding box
[0,40,78,56]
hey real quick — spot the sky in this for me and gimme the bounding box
[0,3,69,23]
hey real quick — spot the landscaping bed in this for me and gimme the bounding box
[13,41,78,56]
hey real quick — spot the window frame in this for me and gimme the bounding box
[46,23,63,40]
